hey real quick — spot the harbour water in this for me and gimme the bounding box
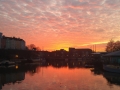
[0,62,120,90]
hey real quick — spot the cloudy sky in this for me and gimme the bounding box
[0,0,120,51]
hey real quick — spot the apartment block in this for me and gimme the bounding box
[0,32,26,50]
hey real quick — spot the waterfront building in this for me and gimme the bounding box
[69,47,75,53]
[0,32,26,50]
[15,39,20,49]
[69,48,92,58]
[11,38,16,49]
[103,51,120,73]
[103,51,120,64]
[21,39,26,50]
[6,37,11,49]
[0,33,2,49]
[44,48,93,61]
[1,37,6,49]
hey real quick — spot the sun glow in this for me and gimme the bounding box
[52,42,73,51]
[0,0,119,52]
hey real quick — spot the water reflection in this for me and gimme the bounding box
[41,61,83,69]
[103,72,120,86]
[0,69,25,89]
[0,61,120,90]
[0,63,40,89]
[90,67,103,75]
[91,67,120,87]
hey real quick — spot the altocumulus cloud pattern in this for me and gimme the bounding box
[0,0,120,51]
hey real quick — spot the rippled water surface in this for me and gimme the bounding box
[1,63,120,90]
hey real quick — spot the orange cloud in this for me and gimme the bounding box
[0,0,120,52]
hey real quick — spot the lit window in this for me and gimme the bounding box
[16,65,18,69]
[15,55,18,58]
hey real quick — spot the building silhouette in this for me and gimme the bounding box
[0,32,26,50]
[0,33,2,49]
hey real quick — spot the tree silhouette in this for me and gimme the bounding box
[27,44,36,50]
[27,44,40,51]
[106,40,120,52]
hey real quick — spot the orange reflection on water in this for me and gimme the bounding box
[23,66,107,90]
[2,66,120,90]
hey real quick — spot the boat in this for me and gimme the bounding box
[32,58,40,62]
[0,60,15,66]
[11,58,27,64]
[103,65,120,73]
[0,65,15,68]
[84,64,94,68]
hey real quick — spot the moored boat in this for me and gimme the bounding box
[32,58,40,62]
[0,60,15,66]
[103,65,120,73]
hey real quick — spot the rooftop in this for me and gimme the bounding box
[104,51,120,57]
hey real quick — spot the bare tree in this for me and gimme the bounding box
[106,40,120,52]
[27,44,36,50]
[36,47,41,51]
[114,41,120,51]
[27,44,40,51]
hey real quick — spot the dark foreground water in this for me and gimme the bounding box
[0,62,120,90]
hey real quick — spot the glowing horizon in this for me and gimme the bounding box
[0,0,120,52]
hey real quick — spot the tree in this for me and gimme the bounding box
[106,40,120,52]
[36,47,41,51]
[27,44,36,50]
[114,41,120,51]
[27,44,40,51]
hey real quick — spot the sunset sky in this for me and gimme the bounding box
[0,0,120,51]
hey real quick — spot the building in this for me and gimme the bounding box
[20,39,26,50]
[1,37,6,49]
[103,50,120,64]
[0,33,2,49]
[0,32,26,50]
[69,48,92,58]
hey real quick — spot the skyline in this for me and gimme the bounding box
[0,0,120,51]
